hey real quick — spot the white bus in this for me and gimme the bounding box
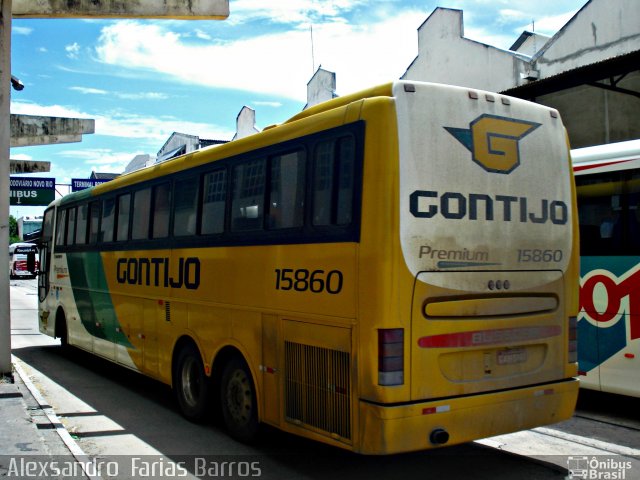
[9,242,38,279]
[573,139,640,397]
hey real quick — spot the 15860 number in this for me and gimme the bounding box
[517,249,563,263]
[275,269,343,294]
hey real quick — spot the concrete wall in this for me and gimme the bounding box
[157,132,199,157]
[234,106,260,140]
[537,72,640,148]
[403,8,531,92]
[305,68,336,109]
[401,0,640,148]
[535,0,640,77]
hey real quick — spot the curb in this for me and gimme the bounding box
[12,355,103,480]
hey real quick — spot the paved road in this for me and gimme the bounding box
[9,279,640,479]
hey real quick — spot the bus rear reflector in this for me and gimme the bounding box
[378,328,404,386]
[568,316,577,363]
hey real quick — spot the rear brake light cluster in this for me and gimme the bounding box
[568,316,577,363]
[378,328,404,386]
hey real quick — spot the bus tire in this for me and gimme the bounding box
[220,356,259,443]
[174,344,210,422]
[55,311,68,350]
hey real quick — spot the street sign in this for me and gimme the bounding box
[71,178,112,191]
[9,176,55,206]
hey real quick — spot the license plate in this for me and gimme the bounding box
[497,348,527,365]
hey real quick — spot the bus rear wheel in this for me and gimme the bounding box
[220,357,259,442]
[175,345,210,422]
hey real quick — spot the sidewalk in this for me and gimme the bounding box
[0,358,94,479]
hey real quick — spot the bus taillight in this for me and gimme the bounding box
[568,316,577,363]
[378,328,404,386]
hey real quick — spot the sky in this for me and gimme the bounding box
[9,0,588,218]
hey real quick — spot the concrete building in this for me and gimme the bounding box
[402,0,640,148]
[156,132,226,164]
[123,154,153,174]
[233,106,260,140]
[305,67,337,109]
[89,171,118,181]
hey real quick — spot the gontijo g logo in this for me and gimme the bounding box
[445,114,541,174]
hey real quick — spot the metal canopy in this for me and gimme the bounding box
[503,51,640,101]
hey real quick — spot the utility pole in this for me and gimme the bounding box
[0,0,12,377]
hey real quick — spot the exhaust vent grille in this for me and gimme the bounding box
[285,341,351,440]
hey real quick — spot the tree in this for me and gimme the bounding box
[9,215,20,244]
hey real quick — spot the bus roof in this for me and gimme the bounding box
[571,139,640,172]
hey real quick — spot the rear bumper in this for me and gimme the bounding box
[357,378,579,454]
[12,270,36,277]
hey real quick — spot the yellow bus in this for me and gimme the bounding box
[38,81,579,454]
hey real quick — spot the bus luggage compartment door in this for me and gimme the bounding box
[410,270,566,401]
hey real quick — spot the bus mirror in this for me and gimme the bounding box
[27,252,37,274]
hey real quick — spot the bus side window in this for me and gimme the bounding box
[312,136,355,226]
[313,140,334,226]
[55,209,67,246]
[269,150,306,229]
[116,193,131,242]
[152,182,171,239]
[100,198,115,243]
[131,188,151,240]
[232,159,265,232]
[201,169,227,235]
[174,176,199,237]
[75,203,88,245]
[88,201,101,245]
[336,136,356,225]
[66,207,77,246]
[42,208,54,240]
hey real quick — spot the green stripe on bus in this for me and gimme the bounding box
[66,252,133,348]
[60,188,95,206]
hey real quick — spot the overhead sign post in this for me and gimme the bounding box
[9,177,55,205]
[1,0,230,378]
